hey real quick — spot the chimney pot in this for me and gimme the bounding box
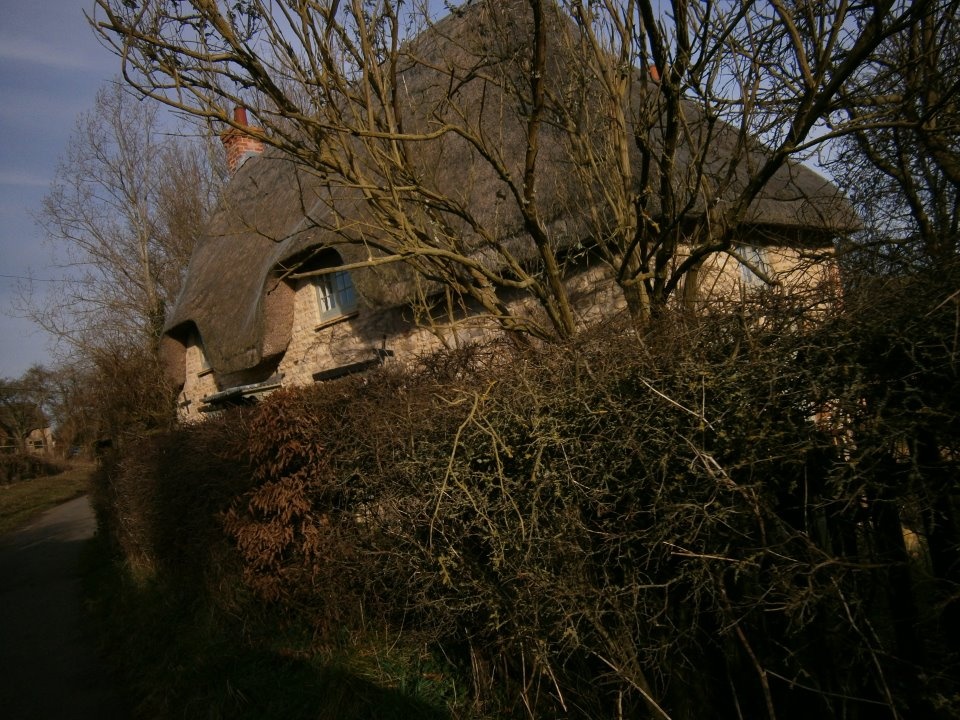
[221,105,264,173]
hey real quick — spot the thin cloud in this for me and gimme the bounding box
[0,170,50,188]
[0,92,89,129]
[0,36,101,72]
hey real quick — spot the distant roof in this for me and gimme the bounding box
[162,0,858,382]
[0,403,47,436]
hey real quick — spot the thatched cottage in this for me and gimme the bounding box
[161,1,857,420]
[0,404,52,454]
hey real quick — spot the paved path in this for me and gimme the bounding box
[0,496,126,719]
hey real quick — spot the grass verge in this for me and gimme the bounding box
[82,524,463,719]
[0,462,95,536]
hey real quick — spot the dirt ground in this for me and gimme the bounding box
[0,495,127,719]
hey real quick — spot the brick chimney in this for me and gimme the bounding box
[221,106,265,173]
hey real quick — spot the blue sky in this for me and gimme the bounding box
[0,0,120,377]
[0,0,452,380]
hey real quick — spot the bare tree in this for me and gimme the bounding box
[34,81,224,354]
[830,0,960,270]
[0,367,52,453]
[88,1,935,336]
[24,82,224,437]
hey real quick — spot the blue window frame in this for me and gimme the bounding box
[737,243,771,286]
[314,269,358,321]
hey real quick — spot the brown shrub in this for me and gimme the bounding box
[0,452,65,484]
[221,389,355,614]
[96,280,960,719]
[91,411,252,587]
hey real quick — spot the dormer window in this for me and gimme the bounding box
[287,248,359,327]
[314,268,358,321]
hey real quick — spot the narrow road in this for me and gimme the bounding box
[0,495,126,719]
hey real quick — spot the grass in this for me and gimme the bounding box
[81,546,461,720]
[0,461,96,537]
[2,455,466,718]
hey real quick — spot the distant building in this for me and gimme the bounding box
[0,404,52,454]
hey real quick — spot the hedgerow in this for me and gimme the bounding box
[0,452,65,484]
[95,272,960,719]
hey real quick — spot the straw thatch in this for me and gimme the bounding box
[0,403,48,443]
[162,0,858,385]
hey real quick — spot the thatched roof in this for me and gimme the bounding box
[162,0,858,384]
[0,403,47,437]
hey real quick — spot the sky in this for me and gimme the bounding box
[0,0,444,381]
[0,0,846,380]
[0,0,120,378]
[0,0,448,381]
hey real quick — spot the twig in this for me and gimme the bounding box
[720,587,777,720]
[637,376,715,430]
[764,669,894,709]
[832,579,900,719]
[593,653,674,720]
[428,383,493,547]
[662,541,745,564]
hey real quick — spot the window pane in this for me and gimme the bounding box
[738,243,769,285]
[316,277,335,313]
[315,270,357,317]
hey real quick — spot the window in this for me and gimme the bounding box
[314,268,358,322]
[737,243,771,287]
[290,248,359,325]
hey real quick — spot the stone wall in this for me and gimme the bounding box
[25,427,53,454]
[693,244,838,308]
[177,337,219,422]
[177,243,838,421]
[277,276,499,387]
